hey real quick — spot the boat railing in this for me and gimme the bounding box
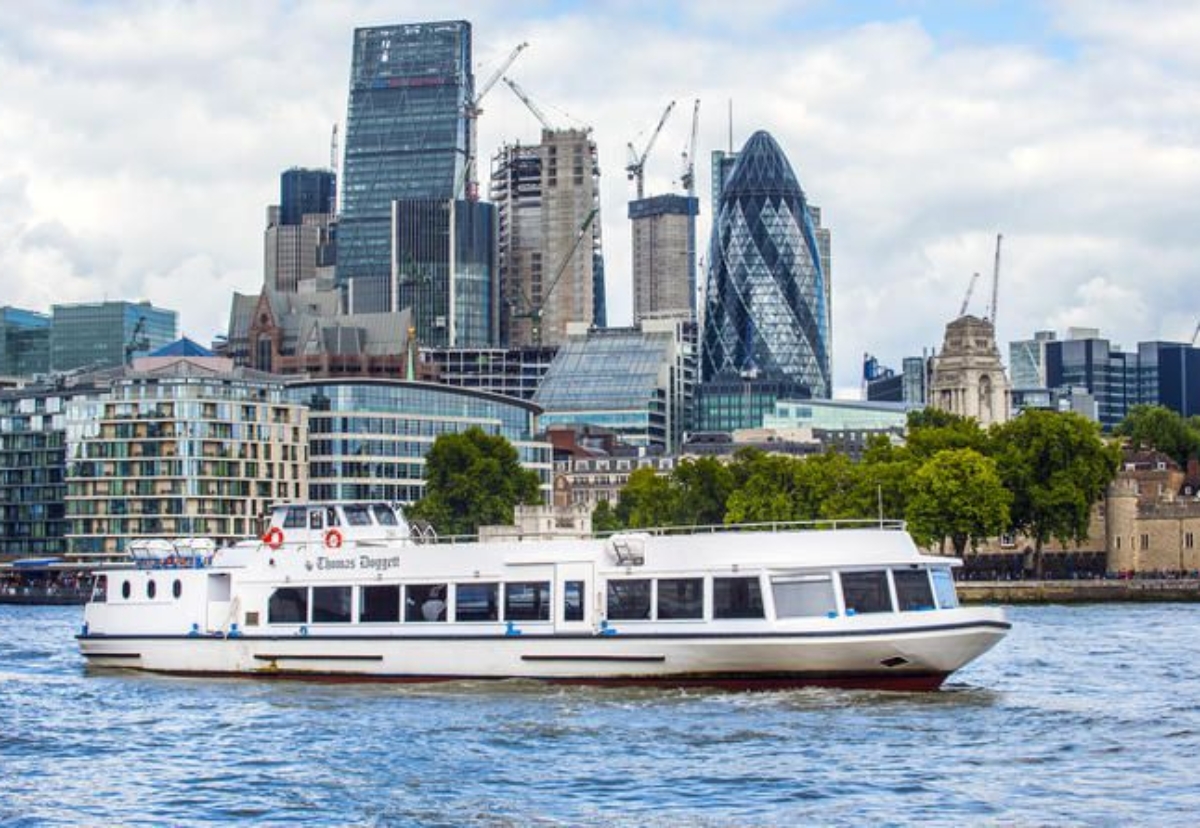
[616,518,908,538]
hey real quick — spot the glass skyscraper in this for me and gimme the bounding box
[338,21,474,313]
[50,301,177,373]
[280,168,336,226]
[701,131,831,398]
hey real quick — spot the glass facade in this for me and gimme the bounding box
[393,198,495,346]
[1137,342,1200,419]
[281,168,336,226]
[533,322,695,451]
[284,380,550,504]
[0,307,50,378]
[337,21,473,311]
[692,374,808,433]
[50,301,177,372]
[701,131,831,399]
[1044,337,1136,430]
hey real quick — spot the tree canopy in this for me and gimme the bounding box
[1114,404,1200,468]
[905,448,1011,555]
[407,427,541,536]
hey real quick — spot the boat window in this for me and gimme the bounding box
[268,587,308,624]
[282,507,306,529]
[771,574,837,618]
[121,580,131,600]
[406,584,447,622]
[343,504,372,527]
[172,579,182,599]
[564,580,585,622]
[146,580,157,599]
[312,586,352,623]
[713,577,764,619]
[657,578,703,620]
[505,581,551,621]
[360,585,401,622]
[840,571,893,614]
[893,569,936,612]
[373,504,399,526]
[325,508,341,527]
[932,568,959,609]
[607,579,651,620]
[308,509,325,530]
[456,583,499,622]
[92,575,107,603]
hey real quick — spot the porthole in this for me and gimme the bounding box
[147,580,157,599]
[173,579,183,599]
[121,580,131,600]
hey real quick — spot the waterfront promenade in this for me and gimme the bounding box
[959,578,1200,604]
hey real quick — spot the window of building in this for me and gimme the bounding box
[607,579,651,620]
[771,574,836,618]
[405,584,447,622]
[893,569,936,612]
[839,571,893,614]
[931,569,959,609]
[505,581,551,621]
[1141,534,1150,550]
[656,578,703,619]
[456,583,499,622]
[312,586,352,623]
[360,585,400,623]
[268,587,308,623]
[1187,533,1195,550]
[713,577,764,619]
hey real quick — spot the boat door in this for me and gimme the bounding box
[554,562,594,633]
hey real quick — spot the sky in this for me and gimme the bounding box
[2,0,1198,396]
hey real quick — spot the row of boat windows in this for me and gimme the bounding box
[262,568,959,626]
[278,504,400,530]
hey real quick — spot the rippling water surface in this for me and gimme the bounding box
[2,603,1198,826]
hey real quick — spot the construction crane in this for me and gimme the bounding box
[461,42,528,200]
[987,232,1003,325]
[625,100,676,200]
[680,98,700,195]
[960,272,980,317]
[502,76,554,131]
[124,317,150,365]
[1191,320,1200,346]
[330,123,338,175]
[510,208,598,346]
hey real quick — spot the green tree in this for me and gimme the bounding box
[670,456,736,526]
[615,466,674,528]
[905,408,989,459]
[905,448,1011,555]
[725,452,800,523]
[406,427,541,536]
[991,410,1121,577]
[591,499,624,534]
[1114,404,1200,467]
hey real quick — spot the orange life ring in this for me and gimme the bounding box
[325,528,344,549]
[263,527,285,549]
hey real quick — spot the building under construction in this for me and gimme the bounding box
[490,128,604,348]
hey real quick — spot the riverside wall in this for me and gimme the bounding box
[958,579,1200,604]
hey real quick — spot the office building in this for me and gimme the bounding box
[534,320,696,452]
[0,307,51,378]
[630,194,699,323]
[284,379,552,504]
[420,346,558,400]
[50,301,177,373]
[491,129,605,347]
[928,315,1011,426]
[1042,331,1134,429]
[266,168,337,294]
[64,351,307,557]
[337,21,474,312]
[1009,330,1057,390]
[864,354,928,406]
[691,373,809,433]
[280,167,336,226]
[701,131,832,398]
[1137,341,1200,419]
[393,198,495,347]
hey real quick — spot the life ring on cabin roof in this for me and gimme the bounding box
[324,528,344,549]
[263,527,285,549]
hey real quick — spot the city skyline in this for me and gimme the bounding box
[1,1,1198,394]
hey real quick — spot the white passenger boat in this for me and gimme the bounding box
[78,502,1010,691]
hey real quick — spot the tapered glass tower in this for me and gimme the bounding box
[701,131,831,398]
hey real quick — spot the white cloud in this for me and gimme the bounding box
[0,1,1197,394]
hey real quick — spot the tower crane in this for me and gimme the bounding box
[124,317,150,365]
[960,272,980,317]
[510,208,598,346]
[625,100,676,200]
[680,98,700,196]
[461,42,528,200]
[987,232,1003,325]
[1190,319,1200,346]
[502,76,554,131]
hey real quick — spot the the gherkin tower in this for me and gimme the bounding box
[701,131,831,398]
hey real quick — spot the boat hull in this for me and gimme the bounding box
[78,611,1009,691]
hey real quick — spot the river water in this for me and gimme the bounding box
[1,603,1197,826]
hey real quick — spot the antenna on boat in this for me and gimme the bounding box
[877,485,884,528]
